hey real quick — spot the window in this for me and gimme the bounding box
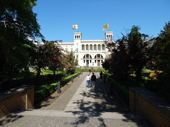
[76,48,78,52]
[102,44,105,50]
[84,60,85,63]
[94,45,96,50]
[77,43,78,45]
[71,48,73,51]
[98,45,101,50]
[76,55,78,59]
[82,45,84,50]
[90,45,92,50]
[86,45,88,50]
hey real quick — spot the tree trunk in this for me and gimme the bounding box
[36,67,41,83]
[53,69,56,78]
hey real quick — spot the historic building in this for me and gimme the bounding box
[58,31,113,67]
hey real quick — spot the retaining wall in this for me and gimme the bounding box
[0,85,34,118]
[129,87,170,127]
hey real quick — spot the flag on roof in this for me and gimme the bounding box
[103,23,109,30]
[72,24,78,30]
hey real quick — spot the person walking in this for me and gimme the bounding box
[92,69,93,73]
[100,71,103,82]
[86,74,90,88]
[91,73,96,88]
[89,69,91,74]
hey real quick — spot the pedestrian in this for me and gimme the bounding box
[92,69,93,73]
[89,69,91,74]
[86,74,90,88]
[91,73,96,88]
[100,71,103,82]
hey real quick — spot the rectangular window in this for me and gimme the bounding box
[77,48,78,52]
[77,55,78,59]
[71,48,73,51]
[84,60,85,63]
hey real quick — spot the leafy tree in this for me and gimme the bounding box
[103,26,150,81]
[127,26,149,81]
[149,21,170,91]
[33,46,47,81]
[44,41,63,76]
[63,51,77,74]
[0,0,42,82]
[105,36,130,80]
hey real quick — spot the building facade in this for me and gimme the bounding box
[58,31,113,67]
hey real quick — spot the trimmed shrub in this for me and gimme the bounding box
[34,73,78,104]
[149,70,163,80]
[106,74,129,105]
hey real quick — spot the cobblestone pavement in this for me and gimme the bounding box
[0,72,152,127]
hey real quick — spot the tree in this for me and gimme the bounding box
[33,46,47,81]
[44,41,63,76]
[0,0,42,82]
[127,26,149,81]
[103,26,150,81]
[105,36,130,80]
[63,51,77,74]
[149,21,170,91]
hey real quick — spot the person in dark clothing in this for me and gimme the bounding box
[89,69,91,74]
[100,71,103,82]
[91,73,96,88]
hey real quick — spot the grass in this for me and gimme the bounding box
[75,67,105,72]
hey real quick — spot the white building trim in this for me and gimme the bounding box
[58,31,113,67]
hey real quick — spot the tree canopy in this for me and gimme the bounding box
[0,0,42,82]
[103,26,150,81]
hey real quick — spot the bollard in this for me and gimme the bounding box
[57,81,60,93]
[71,76,73,82]
[78,73,79,78]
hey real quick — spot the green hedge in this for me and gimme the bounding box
[34,72,79,104]
[76,68,105,72]
[105,74,129,105]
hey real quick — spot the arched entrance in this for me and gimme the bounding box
[94,54,104,66]
[83,54,92,67]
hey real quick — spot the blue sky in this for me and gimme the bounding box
[33,0,170,42]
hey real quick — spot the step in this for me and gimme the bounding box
[12,109,140,120]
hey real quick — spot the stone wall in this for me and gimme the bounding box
[0,85,34,118]
[129,87,170,127]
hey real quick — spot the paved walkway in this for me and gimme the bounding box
[0,72,152,127]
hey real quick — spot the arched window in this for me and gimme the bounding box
[98,44,101,50]
[102,44,105,50]
[82,44,85,50]
[90,44,92,50]
[86,44,88,50]
[94,44,97,50]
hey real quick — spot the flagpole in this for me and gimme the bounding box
[77,23,78,32]
[108,22,109,31]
